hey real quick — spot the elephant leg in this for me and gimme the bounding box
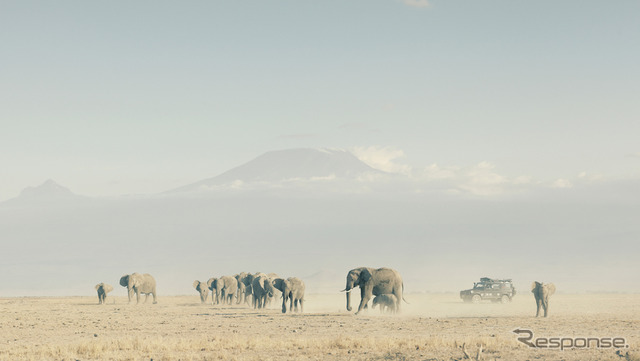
[300,299,304,313]
[356,287,372,315]
[543,298,549,317]
[535,298,542,317]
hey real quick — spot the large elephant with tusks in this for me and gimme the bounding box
[343,267,405,315]
[120,273,157,304]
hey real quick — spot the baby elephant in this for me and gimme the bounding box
[95,283,113,305]
[372,294,398,314]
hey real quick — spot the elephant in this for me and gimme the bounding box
[95,283,113,305]
[243,282,253,306]
[531,281,556,317]
[252,273,275,309]
[264,273,281,308]
[119,273,157,304]
[236,272,256,307]
[218,276,238,305]
[372,294,397,314]
[236,277,246,304]
[207,277,221,305]
[272,277,305,313]
[342,267,406,315]
[193,280,209,304]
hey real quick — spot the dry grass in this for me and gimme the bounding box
[0,293,638,360]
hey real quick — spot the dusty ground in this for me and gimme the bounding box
[1,293,638,361]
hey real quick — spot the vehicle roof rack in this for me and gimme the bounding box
[480,277,512,283]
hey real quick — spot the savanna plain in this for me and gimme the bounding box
[1,293,638,361]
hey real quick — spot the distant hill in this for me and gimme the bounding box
[1,179,87,206]
[168,148,386,193]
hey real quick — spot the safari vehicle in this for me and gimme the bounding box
[460,277,516,304]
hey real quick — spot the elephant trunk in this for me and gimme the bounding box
[346,289,352,311]
[282,294,288,313]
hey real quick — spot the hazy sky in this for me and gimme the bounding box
[2,0,639,200]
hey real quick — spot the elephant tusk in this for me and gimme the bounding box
[340,289,352,293]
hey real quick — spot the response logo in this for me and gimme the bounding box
[513,329,628,351]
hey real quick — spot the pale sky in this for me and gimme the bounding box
[2,0,639,200]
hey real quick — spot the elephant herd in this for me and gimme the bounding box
[193,272,306,314]
[94,271,305,314]
[94,268,555,317]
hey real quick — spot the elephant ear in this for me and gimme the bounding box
[531,281,540,292]
[130,274,141,287]
[272,278,286,293]
[104,284,113,293]
[193,280,200,290]
[120,275,129,287]
[207,278,215,290]
[359,268,372,286]
[546,283,556,296]
[95,283,102,291]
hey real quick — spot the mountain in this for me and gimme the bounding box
[168,148,386,193]
[304,269,345,294]
[1,179,86,206]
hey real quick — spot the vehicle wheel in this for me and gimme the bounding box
[471,295,481,304]
[500,295,510,304]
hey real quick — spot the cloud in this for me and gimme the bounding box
[401,0,430,8]
[351,146,411,175]
[422,164,459,181]
[458,162,509,196]
[413,162,537,196]
[551,179,573,189]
